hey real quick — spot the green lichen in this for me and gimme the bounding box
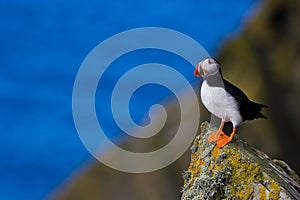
[182,171,191,181]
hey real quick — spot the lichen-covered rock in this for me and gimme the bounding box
[181,122,300,200]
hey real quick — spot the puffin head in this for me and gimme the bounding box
[194,58,220,78]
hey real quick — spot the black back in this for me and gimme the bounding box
[223,79,268,121]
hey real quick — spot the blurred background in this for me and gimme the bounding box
[1,0,300,199]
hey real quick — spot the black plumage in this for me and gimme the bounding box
[223,79,268,121]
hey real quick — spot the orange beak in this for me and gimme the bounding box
[194,63,202,77]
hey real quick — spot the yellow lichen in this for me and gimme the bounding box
[268,180,280,200]
[208,146,223,173]
[211,146,221,159]
[223,148,262,199]
[259,186,267,200]
[185,142,205,190]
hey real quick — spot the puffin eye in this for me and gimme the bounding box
[208,58,217,65]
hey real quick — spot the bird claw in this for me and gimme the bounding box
[207,130,226,142]
[216,128,236,148]
[216,135,232,148]
[208,128,236,148]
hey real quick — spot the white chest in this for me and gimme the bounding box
[200,81,242,126]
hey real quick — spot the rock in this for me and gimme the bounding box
[181,122,300,200]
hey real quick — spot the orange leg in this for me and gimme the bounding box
[216,128,236,148]
[207,120,226,142]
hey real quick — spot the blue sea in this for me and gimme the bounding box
[0,0,259,199]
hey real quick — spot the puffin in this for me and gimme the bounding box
[194,58,267,148]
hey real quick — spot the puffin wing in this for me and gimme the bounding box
[223,79,267,121]
[223,79,250,103]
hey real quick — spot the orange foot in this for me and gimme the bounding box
[208,120,225,142]
[216,128,236,148]
[207,130,226,142]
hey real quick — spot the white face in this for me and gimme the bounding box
[195,58,220,78]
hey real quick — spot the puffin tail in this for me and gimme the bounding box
[250,101,268,119]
